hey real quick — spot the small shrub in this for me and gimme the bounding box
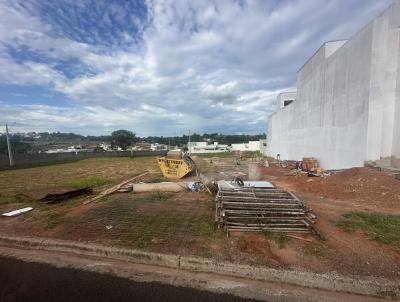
[149,191,168,201]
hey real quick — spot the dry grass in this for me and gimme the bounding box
[56,193,215,252]
[0,156,161,205]
[65,176,111,189]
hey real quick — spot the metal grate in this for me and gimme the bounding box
[215,187,316,235]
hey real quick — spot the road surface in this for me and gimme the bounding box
[0,256,260,302]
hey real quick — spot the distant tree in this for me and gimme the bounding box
[0,135,32,154]
[111,130,136,150]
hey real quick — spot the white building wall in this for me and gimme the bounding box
[324,40,348,57]
[393,21,400,168]
[267,0,400,169]
[230,144,246,151]
[277,92,297,109]
[260,139,267,155]
[188,141,228,154]
[367,1,400,164]
[248,141,261,151]
[231,141,262,152]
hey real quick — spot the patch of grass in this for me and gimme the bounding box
[65,176,111,189]
[263,230,291,248]
[192,214,214,236]
[121,214,212,248]
[205,199,216,211]
[44,212,65,229]
[200,245,213,258]
[0,156,158,196]
[84,157,135,162]
[73,198,214,249]
[337,212,400,246]
[303,244,324,257]
[0,195,16,205]
[149,191,169,201]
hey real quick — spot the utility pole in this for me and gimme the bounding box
[5,124,14,167]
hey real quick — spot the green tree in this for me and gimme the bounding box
[111,130,136,150]
[0,135,32,154]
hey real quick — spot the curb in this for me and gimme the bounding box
[0,234,398,298]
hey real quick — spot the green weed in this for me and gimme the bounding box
[337,212,400,246]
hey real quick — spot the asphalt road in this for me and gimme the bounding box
[0,256,260,302]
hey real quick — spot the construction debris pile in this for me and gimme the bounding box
[215,181,316,235]
[278,157,329,177]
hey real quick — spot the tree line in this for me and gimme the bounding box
[0,130,266,154]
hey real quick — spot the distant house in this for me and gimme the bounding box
[44,145,89,154]
[132,142,151,151]
[98,142,112,151]
[188,142,229,154]
[150,143,168,151]
[230,140,264,153]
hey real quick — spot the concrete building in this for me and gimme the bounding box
[267,0,400,170]
[44,146,89,154]
[132,142,151,151]
[277,92,297,110]
[98,142,112,151]
[150,143,168,151]
[231,140,265,153]
[260,139,267,156]
[188,141,229,154]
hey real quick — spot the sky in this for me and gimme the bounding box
[0,0,392,136]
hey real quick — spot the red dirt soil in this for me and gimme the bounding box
[237,234,282,265]
[264,167,400,211]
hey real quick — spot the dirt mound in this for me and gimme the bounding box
[297,167,400,208]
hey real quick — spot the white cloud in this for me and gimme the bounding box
[0,0,393,135]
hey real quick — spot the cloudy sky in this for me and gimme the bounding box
[0,0,392,136]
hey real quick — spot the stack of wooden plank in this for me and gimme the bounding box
[215,187,315,234]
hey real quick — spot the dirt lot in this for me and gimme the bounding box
[0,155,399,280]
[265,165,400,213]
